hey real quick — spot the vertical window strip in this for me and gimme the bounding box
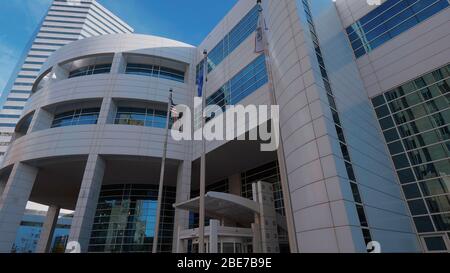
[302,0,373,246]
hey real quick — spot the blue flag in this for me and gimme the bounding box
[196,62,204,97]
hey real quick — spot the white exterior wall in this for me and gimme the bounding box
[2,34,196,168]
[308,0,420,252]
[334,0,450,98]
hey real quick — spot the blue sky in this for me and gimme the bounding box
[0,0,238,97]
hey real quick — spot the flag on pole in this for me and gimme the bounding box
[255,4,266,54]
[196,61,205,97]
[170,95,178,120]
[152,88,174,253]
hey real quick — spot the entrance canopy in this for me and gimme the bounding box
[174,192,259,226]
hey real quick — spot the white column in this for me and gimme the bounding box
[172,160,191,253]
[209,219,219,253]
[66,154,105,253]
[256,181,279,253]
[110,53,126,74]
[36,205,60,253]
[97,97,115,125]
[0,163,39,252]
[252,183,262,253]
[251,223,262,254]
[27,108,54,134]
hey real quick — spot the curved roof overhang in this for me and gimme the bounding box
[174,191,260,226]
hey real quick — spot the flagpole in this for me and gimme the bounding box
[152,88,174,253]
[257,0,298,253]
[198,50,208,253]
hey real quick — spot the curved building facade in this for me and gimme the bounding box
[0,34,196,253]
[3,0,449,253]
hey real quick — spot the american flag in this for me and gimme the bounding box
[170,95,179,120]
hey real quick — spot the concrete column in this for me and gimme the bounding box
[97,97,116,125]
[28,108,54,134]
[175,225,185,253]
[255,182,279,253]
[252,183,262,254]
[66,154,105,253]
[111,53,126,74]
[0,163,39,253]
[251,223,262,254]
[172,160,191,253]
[36,205,60,253]
[209,219,219,253]
[228,173,241,196]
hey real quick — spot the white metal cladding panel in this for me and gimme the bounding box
[334,0,388,27]
[41,34,195,73]
[22,74,194,117]
[2,125,187,167]
[357,8,450,98]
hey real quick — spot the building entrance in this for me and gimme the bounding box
[174,182,280,253]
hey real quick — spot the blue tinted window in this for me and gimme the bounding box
[206,54,267,111]
[347,0,449,58]
[115,107,176,129]
[126,64,185,83]
[68,64,111,78]
[51,108,100,128]
[197,5,259,74]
